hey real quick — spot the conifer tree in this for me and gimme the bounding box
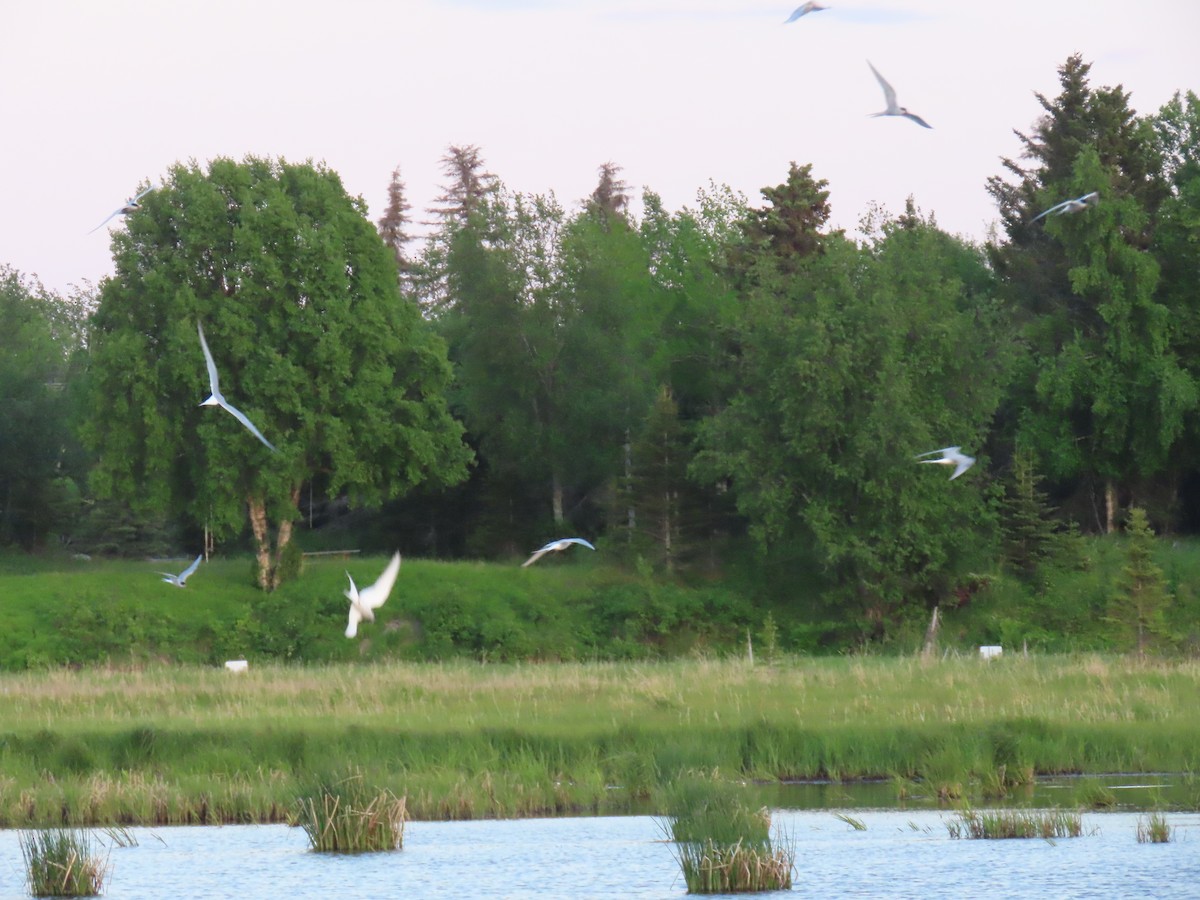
[377,165,413,279]
[1107,507,1171,655]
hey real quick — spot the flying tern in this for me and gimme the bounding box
[1031,191,1099,223]
[344,552,402,638]
[89,183,158,234]
[196,321,278,453]
[160,554,203,587]
[521,537,597,568]
[915,446,975,480]
[784,2,827,22]
[867,61,932,129]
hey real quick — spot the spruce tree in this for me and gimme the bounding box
[1107,507,1171,655]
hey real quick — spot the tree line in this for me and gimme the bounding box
[2,56,1196,642]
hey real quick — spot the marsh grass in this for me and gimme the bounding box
[1136,812,1173,843]
[296,774,406,853]
[946,808,1084,839]
[833,812,867,831]
[661,779,793,894]
[19,828,110,897]
[673,839,795,894]
[0,655,1198,826]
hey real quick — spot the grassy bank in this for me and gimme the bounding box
[0,555,753,669]
[1,656,1197,826]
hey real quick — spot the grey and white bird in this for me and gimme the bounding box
[915,446,975,480]
[521,537,597,568]
[1031,191,1099,223]
[160,554,203,587]
[867,61,932,129]
[344,552,402,638]
[196,321,278,453]
[89,183,158,234]
[784,2,827,23]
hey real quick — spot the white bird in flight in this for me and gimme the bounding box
[1031,191,1099,223]
[867,61,932,129]
[160,554,203,587]
[521,537,597,568]
[915,446,976,480]
[89,183,158,234]
[344,552,402,638]
[784,2,827,23]
[196,321,278,453]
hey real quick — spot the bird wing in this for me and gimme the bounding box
[904,111,933,129]
[521,547,552,568]
[1031,199,1071,223]
[88,209,123,234]
[784,4,810,22]
[219,400,278,453]
[915,446,959,459]
[178,555,203,582]
[345,604,363,638]
[196,321,221,397]
[564,538,597,551]
[360,552,402,612]
[949,454,976,480]
[132,183,158,203]
[867,61,897,112]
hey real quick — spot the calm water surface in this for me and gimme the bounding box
[0,810,1196,899]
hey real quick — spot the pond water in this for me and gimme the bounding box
[0,807,1196,899]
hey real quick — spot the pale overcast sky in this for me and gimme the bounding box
[2,0,1196,297]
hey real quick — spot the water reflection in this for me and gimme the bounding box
[0,808,1195,899]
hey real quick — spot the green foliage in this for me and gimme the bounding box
[0,267,82,549]
[83,156,470,589]
[697,197,1008,634]
[1108,508,1172,654]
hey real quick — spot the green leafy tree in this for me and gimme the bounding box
[1107,507,1171,654]
[84,156,471,589]
[697,194,1008,639]
[987,55,1186,532]
[0,267,80,548]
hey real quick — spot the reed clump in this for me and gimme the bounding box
[1136,812,1173,843]
[296,775,406,853]
[946,808,1083,839]
[661,779,793,894]
[19,828,110,897]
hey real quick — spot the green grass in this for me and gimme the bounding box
[19,829,110,897]
[296,774,406,853]
[0,554,754,668]
[1136,811,1173,843]
[661,778,793,894]
[0,655,1196,826]
[946,808,1084,839]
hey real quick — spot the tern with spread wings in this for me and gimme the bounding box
[521,538,596,568]
[915,446,975,480]
[89,183,158,234]
[344,552,402,638]
[868,61,932,129]
[197,321,277,453]
[160,554,203,587]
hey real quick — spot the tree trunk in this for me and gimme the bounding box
[247,495,272,590]
[552,472,564,525]
[922,606,940,659]
[247,487,301,591]
[1105,480,1117,534]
